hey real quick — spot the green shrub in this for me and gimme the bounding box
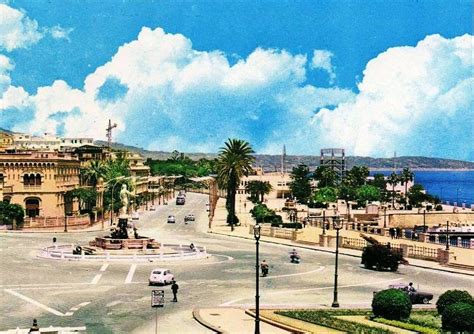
[278,310,391,333]
[436,289,473,315]
[373,318,438,334]
[441,302,474,332]
[407,313,441,329]
[270,222,302,229]
[372,289,412,320]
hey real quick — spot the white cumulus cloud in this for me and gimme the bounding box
[310,34,473,160]
[0,4,43,51]
[311,50,336,84]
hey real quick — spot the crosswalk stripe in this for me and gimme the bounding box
[125,264,137,284]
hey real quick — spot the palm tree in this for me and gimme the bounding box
[400,167,414,206]
[217,138,255,231]
[82,160,106,187]
[246,180,273,203]
[387,172,399,209]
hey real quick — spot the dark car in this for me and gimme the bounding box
[176,196,185,205]
[388,283,433,304]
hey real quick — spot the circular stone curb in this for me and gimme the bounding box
[37,243,208,262]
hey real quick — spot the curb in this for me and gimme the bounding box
[192,308,224,334]
[209,231,474,277]
[244,309,308,334]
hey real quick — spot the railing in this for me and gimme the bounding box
[341,237,368,250]
[22,214,90,229]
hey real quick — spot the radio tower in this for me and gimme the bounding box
[106,119,117,147]
[281,144,286,175]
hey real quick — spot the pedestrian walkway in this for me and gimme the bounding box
[194,308,293,333]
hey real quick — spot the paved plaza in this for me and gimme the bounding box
[1,193,473,333]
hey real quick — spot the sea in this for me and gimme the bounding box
[369,170,474,207]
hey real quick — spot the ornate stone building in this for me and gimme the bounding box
[0,151,80,217]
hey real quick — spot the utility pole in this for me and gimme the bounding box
[106,119,117,148]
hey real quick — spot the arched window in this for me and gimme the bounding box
[23,174,29,185]
[35,173,42,185]
[25,198,40,217]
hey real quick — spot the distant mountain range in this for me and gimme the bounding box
[95,140,474,170]
[1,130,472,170]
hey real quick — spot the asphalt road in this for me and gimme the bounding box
[0,193,473,333]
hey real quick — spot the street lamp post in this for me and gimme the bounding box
[445,220,450,250]
[322,209,326,235]
[383,206,387,228]
[422,209,426,233]
[253,223,261,334]
[332,216,343,308]
[63,191,68,233]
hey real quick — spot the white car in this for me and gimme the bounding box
[131,212,139,221]
[167,215,176,223]
[149,268,174,286]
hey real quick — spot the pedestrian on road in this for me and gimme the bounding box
[171,280,179,302]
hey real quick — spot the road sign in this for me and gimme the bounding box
[151,290,164,308]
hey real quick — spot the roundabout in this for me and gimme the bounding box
[38,243,208,262]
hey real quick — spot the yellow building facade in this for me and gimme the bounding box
[0,151,80,217]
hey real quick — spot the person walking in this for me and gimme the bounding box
[171,280,179,302]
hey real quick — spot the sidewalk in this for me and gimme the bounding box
[193,308,294,333]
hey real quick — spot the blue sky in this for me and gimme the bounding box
[0,0,472,160]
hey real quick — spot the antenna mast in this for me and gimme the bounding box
[106,119,117,147]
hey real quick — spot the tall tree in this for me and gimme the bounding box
[289,164,312,203]
[344,166,369,188]
[387,172,399,208]
[217,139,255,231]
[246,180,273,203]
[81,160,106,187]
[400,167,415,206]
[314,165,339,188]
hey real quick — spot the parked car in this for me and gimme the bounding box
[388,283,434,304]
[206,203,210,212]
[149,268,174,286]
[131,212,139,221]
[185,214,195,222]
[167,215,176,223]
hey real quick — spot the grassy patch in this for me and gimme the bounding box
[407,312,441,329]
[373,318,439,334]
[277,310,392,334]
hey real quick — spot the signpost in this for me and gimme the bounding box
[151,290,164,334]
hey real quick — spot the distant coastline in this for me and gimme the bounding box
[369,168,474,172]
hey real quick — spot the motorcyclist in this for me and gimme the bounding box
[290,248,300,263]
[189,243,196,251]
[407,282,416,293]
[260,260,269,277]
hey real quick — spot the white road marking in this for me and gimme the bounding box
[5,289,66,316]
[220,277,404,306]
[268,266,325,279]
[8,286,75,291]
[125,264,137,284]
[63,301,91,316]
[91,274,102,284]
[100,263,109,272]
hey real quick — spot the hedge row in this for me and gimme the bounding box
[372,318,438,334]
[277,310,392,334]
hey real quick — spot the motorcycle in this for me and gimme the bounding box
[290,253,300,264]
